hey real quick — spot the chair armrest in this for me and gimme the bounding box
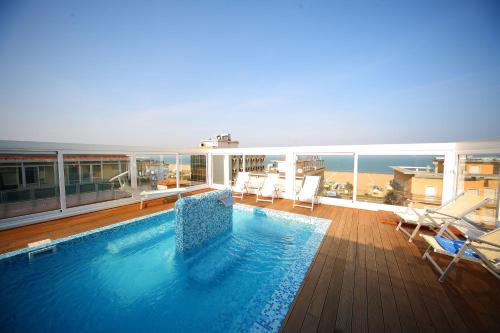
[425,211,460,220]
[468,237,500,249]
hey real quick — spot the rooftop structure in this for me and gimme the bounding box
[200,133,239,149]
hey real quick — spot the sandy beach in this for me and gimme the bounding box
[323,171,393,194]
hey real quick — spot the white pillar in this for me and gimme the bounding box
[130,152,137,190]
[223,155,230,186]
[284,152,295,199]
[442,151,458,204]
[57,152,66,212]
[176,154,180,188]
[207,152,213,186]
[352,153,359,203]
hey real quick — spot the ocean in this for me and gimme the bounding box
[266,155,438,174]
[142,154,438,175]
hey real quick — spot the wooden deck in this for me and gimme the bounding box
[0,191,499,333]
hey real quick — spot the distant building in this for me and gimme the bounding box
[200,133,239,148]
[390,157,499,206]
[295,156,326,178]
[390,165,443,205]
[200,134,265,182]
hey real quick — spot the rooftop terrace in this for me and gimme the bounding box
[0,190,498,332]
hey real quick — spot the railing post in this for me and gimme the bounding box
[57,151,66,212]
[223,155,230,186]
[206,152,212,186]
[352,152,359,203]
[285,152,295,200]
[130,152,137,190]
[176,154,180,188]
[442,151,458,204]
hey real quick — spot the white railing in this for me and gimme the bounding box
[0,139,499,229]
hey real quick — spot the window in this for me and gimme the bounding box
[25,167,38,185]
[63,154,132,208]
[468,165,480,174]
[0,153,60,219]
[457,154,500,225]
[136,154,177,191]
[92,165,102,181]
[425,186,436,198]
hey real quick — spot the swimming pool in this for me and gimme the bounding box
[0,204,330,333]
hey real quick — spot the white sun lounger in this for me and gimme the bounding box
[232,172,250,200]
[293,176,321,211]
[395,192,490,242]
[421,227,500,282]
[256,173,280,204]
[139,187,187,209]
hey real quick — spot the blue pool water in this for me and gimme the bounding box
[0,205,329,333]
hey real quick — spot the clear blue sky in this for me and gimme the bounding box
[1,0,499,148]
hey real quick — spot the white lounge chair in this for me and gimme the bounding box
[232,172,250,200]
[139,187,187,209]
[293,176,321,211]
[421,227,500,282]
[395,192,490,242]
[256,173,280,204]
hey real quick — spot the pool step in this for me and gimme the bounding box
[106,223,175,254]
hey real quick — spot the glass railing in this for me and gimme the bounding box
[0,141,499,226]
[0,152,61,219]
[63,154,133,208]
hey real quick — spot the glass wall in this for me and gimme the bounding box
[211,155,225,185]
[179,154,207,187]
[0,153,60,219]
[356,155,444,207]
[136,154,177,191]
[296,154,354,199]
[64,154,132,208]
[457,154,499,226]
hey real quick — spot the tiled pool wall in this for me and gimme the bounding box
[232,204,331,332]
[175,189,233,252]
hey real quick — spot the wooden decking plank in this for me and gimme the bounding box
[370,210,403,333]
[351,209,368,333]
[316,209,355,333]
[334,209,359,333]
[362,210,385,333]
[380,211,471,333]
[377,212,436,333]
[375,215,419,333]
[383,211,453,333]
[300,207,349,332]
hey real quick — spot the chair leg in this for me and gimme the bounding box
[438,243,468,282]
[422,245,432,259]
[409,223,422,243]
[396,218,403,231]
